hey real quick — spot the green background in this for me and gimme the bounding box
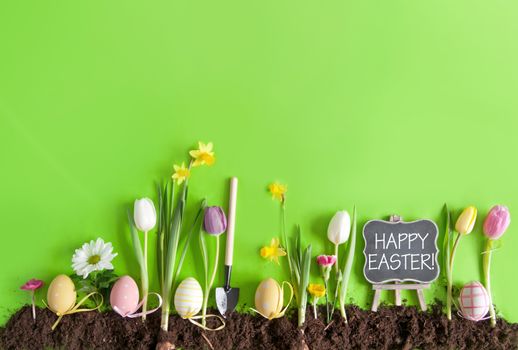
[1,0,517,326]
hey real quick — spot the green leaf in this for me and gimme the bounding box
[127,210,148,286]
[300,244,312,293]
[162,180,186,301]
[297,242,311,327]
[175,199,206,285]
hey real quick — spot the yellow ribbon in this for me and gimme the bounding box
[251,281,294,320]
[43,292,104,330]
[182,313,226,331]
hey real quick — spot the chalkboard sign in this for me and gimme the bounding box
[363,219,440,284]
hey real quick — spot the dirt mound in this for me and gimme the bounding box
[1,304,517,349]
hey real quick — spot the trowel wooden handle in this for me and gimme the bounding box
[225,177,238,266]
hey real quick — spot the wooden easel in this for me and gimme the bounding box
[370,215,429,312]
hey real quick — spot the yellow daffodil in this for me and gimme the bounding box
[172,162,190,184]
[268,182,287,202]
[307,283,326,298]
[189,142,215,167]
[260,237,286,264]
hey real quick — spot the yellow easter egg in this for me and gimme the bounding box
[255,278,283,319]
[47,274,76,314]
[174,277,203,319]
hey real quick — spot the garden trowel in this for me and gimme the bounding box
[216,177,239,317]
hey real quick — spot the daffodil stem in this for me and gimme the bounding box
[281,201,293,274]
[484,239,496,327]
[446,233,461,320]
[142,230,148,322]
[202,235,220,327]
[31,291,36,321]
[312,299,317,319]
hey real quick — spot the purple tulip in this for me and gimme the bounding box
[203,206,227,235]
[483,205,511,240]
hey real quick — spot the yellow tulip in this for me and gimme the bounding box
[455,206,477,235]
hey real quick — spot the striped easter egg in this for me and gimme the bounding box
[459,281,490,321]
[174,277,203,319]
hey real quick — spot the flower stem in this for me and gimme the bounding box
[312,299,317,319]
[446,280,452,320]
[334,244,339,274]
[447,232,461,320]
[484,239,496,327]
[281,201,293,274]
[323,278,330,323]
[31,291,36,321]
[202,235,220,327]
[142,230,148,321]
[328,244,341,320]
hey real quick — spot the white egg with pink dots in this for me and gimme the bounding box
[110,275,140,316]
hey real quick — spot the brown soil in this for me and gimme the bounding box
[1,304,517,350]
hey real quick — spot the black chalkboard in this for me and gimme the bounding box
[362,219,440,284]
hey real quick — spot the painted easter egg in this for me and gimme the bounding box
[174,277,203,319]
[459,281,490,321]
[255,278,283,319]
[110,275,140,315]
[47,274,76,314]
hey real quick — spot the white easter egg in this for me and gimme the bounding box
[47,275,76,315]
[110,275,140,316]
[174,277,203,319]
[254,278,283,319]
[459,281,490,321]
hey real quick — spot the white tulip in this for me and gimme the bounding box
[134,198,157,232]
[327,211,351,245]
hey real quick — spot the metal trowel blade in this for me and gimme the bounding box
[215,287,240,317]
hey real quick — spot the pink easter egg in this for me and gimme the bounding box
[459,281,490,321]
[110,275,140,316]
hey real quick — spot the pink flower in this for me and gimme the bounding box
[20,279,44,291]
[316,255,336,267]
[483,205,511,240]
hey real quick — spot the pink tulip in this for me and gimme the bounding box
[483,205,511,240]
[316,255,337,267]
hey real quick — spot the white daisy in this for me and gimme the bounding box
[71,238,118,279]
